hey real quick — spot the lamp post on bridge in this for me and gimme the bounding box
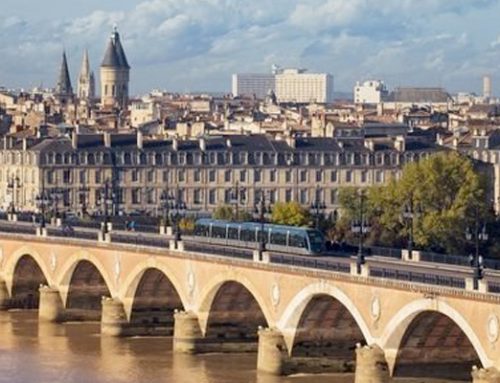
[160,186,176,234]
[254,191,272,259]
[402,196,420,261]
[310,186,326,230]
[465,205,488,291]
[351,189,371,275]
[171,187,187,244]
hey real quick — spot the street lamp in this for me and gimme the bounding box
[351,189,371,275]
[171,188,187,243]
[160,187,175,228]
[231,181,241,222]
[35,179,50,229]
[254,191,272,258]
[310,186,326,230]
[402,198,420,260]
[465,207,488,290]
[98,179,113,234]
[7,175,21,214]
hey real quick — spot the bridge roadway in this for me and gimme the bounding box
[0,221,500,382]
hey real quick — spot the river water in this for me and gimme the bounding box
[0,311,465,383]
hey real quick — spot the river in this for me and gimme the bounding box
[0,311,465,383]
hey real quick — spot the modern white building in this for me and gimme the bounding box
[275,69,334,104]
[354,80,388,104]
[231,73,276,99]
[232,67,334,103]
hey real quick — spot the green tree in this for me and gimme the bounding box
[271,201,310,227]
[213,205,234,221]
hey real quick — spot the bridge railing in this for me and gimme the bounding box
[270,254,351,273]
[369,267,466,289]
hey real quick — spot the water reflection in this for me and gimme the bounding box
[0,312,465,383]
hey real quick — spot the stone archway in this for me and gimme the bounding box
[393,311,481,380]
[65,260,111,321]
[11,254,48,309]
[381,299,490,380]
[129,268,184,335]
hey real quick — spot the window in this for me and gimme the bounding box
[300,189,308,204]
[209,170,216,182]
[224,189,232,203]
[285,189,292,202]
[285,170,292,183]
[178,170,185,182]
[194,189,202,205]
[240,170,246,183]
[95,170,102,184]
[163,171,169,183]
[224,170,231,183]
[131,169,139,183]
[376,171,384,183]
[147,170,155,183]
[316,170,322,182]
[79,171,86,184]
[330,189,338,204]
[132,189,141,204]
[194,170,201,183]
[254,169,261,182]
[361,171,367,183]
[300,170,307,183]
[345,170,352,183]
[209,189,216,205]
[146,189,155,204]
[330,170,337,182]
[270,169,277,183]
[63,170,71,184]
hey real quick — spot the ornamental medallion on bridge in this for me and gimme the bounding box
[187,269,196,297]
[271,282,280,307]
[370,296,381,322]
[487,314,499,344]
[50,252,57,272]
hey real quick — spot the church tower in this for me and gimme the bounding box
[78,49,95,101]
[55,51,74,104]
[100,26,130,109]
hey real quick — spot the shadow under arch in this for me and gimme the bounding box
[3,246,54,291]
[65,260,112,321]
[381,299,489,380]
[197,275,271,347]
[277,282,373,354]
[128,268,185,335]
[11,254,48,309]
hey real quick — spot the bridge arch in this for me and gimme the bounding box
[3,246,54,291]
[277,282,373,354]
[380,298,490,377]
[10,254,48,308]
[57,250,115,305]
[119,260,188,320]
[197,272,272,339]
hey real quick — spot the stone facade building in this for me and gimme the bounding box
[0,131,441,216]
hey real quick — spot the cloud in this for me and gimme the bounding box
[0,0,500,94]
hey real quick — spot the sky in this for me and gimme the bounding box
[2,0,500,96]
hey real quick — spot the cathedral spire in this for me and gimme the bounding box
[55,50,73,101]
[78,49,95,101]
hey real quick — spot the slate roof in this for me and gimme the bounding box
[101,28,130,69]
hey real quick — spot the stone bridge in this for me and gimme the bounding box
[0,233,499,383]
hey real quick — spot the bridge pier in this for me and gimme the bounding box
[354,344,390,383]
[173,311,204,354]
[101,298,128,337]
[38,286,64,323]
[257,328,288,375]
[0,278,10,310]
[472,366,500,383]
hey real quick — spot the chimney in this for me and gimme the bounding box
[199,137,206,152]
[394,135,406,152]
[22,138,27,151]
[104,132,111,148]
[172,137,179,151]
[364,139,375,151]
[72,132,78,150]
[226,138,232,148]
[137,130,143,150]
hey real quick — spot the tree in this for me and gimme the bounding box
[271,201,310,227]
[212,204,253,222]
[213,205,234,221]
[335,152,490,254]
